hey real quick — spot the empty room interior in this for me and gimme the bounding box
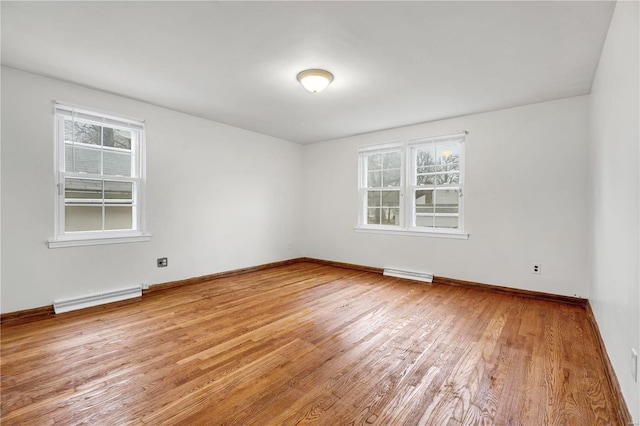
[1,1,639,424]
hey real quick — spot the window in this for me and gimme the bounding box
[357,132,467,238]
[362,148,402,226]
[48,103,150,248]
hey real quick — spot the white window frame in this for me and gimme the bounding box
[356,131,469,239]
[48,103,151,248]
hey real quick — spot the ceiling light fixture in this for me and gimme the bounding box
[297,69,333,93]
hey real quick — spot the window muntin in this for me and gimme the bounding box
[358,132,465,236]
[53,104,146,243]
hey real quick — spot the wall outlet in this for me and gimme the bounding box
[632,348,638,382]
[532,263,541,274]
[157,257,168,268]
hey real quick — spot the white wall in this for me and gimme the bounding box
[1,67,304,313]
[302,96,591,298]
[589,0,640,420]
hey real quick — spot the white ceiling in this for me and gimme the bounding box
[1,1,615,144]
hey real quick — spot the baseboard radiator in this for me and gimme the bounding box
[383,267,433,283]
[53,286,142,314]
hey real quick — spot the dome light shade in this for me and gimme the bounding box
[297,69,333,93]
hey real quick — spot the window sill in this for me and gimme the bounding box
[354,226,469,240]
[47,233,152,248]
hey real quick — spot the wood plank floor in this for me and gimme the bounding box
[1,262,623,425]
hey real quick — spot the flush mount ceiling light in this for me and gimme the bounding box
[297,69,333,93]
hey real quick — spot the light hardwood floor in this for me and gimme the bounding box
[1,262,625,424]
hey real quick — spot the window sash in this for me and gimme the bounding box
[410,187,461,229]
[63,119,138,177]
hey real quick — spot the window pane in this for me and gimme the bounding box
[103,151,132,177]
[415,189,434,207]
[64,120,73,142]
[436,144,460,166]
[65,206,102,232]
[64,145,72,172]
[435,189,459,208]
[103,128,132,150]
[435,206,459,214]
[104,181,133,203]
[381,191,399,207]
[367,154,382,171]
[66,145,101,174]
[381,208,400,225]
[436,144,460,184]
[367,171,381,187]
[65,120,101,145]
[105,206,133,230]
[383,152,401,169]
[367,191,381,207]
[65,178,102,201]
[435,216,459,229]
[367,208,380,225]
[416,215,434,228]
[382,169,400,187]
[417,165,440,174]
[416,147,435,168]
[416,174,435,186]
[437,171,460,185]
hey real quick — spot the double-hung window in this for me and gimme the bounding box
[357,131,467,239]
[359,145,403,227]
[49,103,149,248]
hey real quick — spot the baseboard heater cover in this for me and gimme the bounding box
[383,267,433,283]
[53,286,142,314]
